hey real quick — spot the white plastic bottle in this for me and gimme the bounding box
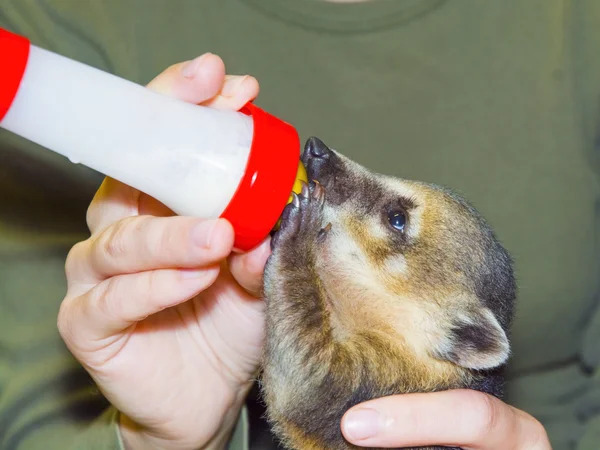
[0,27,307,251]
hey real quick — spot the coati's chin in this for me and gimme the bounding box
[262,137,516,450]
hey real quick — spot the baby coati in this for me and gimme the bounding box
[260,137,516,450]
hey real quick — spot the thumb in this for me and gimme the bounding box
[146,53,225,103]
[341,389,551,450]
[146,54,259,110]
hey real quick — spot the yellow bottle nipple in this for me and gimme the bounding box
[289,160,309,202]
[274,160,308,230]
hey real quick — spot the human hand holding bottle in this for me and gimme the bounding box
[58,54,268,450]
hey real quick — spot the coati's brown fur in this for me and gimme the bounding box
[261,137,516,450]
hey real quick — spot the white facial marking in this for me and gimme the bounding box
[384,254,408,275]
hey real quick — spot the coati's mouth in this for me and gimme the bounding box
[270,137,334,250]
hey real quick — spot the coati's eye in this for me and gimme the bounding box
[388,210,406,232]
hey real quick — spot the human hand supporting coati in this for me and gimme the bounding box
[341,389,551,449]
[262,137,552,450]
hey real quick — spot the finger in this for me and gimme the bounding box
[202,74,260,110]
[340,390,551,450]
[228,236,271,297]
[86,177,141,235]
[138,192,175,217]
[66,216,234,284]
[147,55,259,109]
[87,178,176,235]
[146,53,226,104]
[59,266,220,344]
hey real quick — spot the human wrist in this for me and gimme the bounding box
[117,381,253,450]
[118,414,183,450]
[208,380,254,449]
[119,414,220,450]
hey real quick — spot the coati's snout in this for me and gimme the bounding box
[300,136,359,207]
[264,136,516,450]
[301,136,335,185]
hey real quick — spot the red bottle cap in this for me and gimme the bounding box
[222,102,301,251]
[0,28,30,121]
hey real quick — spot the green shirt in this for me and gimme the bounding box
[1,1,599,449]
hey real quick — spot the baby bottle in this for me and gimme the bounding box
[0,27,307,251]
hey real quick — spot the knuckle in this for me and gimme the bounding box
[56,299,75,342]
[91,277,119,322]
[465,391,499,442]
[94,216,142,268]
[148,219,175,256]
[56,302,68,335]
[166,62,182,74]
[64,241,86,278]
[102,221,129,260]
[143,270,165,311]
[85,201,96,233]
[85,179,110,233]
[144,217,189,263]
[525,416,551,449]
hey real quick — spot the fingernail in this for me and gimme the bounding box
[344,408,381,441]
[221,75,250,97]
[182,53,212,78]
[193,219,225,248]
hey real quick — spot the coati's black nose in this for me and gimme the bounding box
[302,136,336,184]
[306,136,331,159]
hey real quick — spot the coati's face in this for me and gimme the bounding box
[271,137,516,382]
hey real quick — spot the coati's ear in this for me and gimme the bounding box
[436,307,510,371]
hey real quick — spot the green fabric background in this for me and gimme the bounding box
[0,1,599,449]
